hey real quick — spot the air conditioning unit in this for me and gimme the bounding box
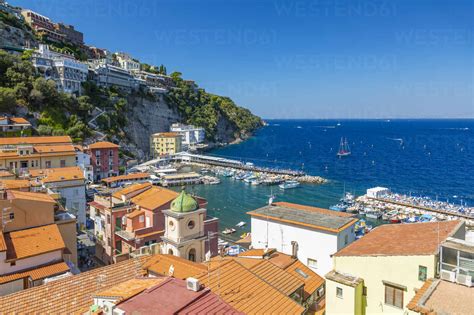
[186,277,200,292]
[440,270,456,282]
[456,274,473,287]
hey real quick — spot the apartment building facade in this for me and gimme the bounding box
[0,190,78,295]
[85,141,119,181]
[325,221,464,315]
[150,132,183,158]
[170,123,206,146]
[0,117,32,136]
[0,136,76,174]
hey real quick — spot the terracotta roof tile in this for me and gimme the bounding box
[116,277,241,315]
[0,261,69,284]
[0,170,14,178]
[112,182,152,199]
[126,209,144,219]
[0,179,31,190]
[131,186,179,211]
[10,117,30,124]
[37,166,85,183]
[334,221,462,257]
[407,279,435,314]
[196,259,305,314]
[0,256,151,313]
[33,144,75,153]
[285,260,324,300]
[249,260,304,295]
[0,233,6,252]
[143,254,207,279]
[87,141,119,149]
[102,172,149,184]
[8,190,56,203]
[4,224,65,261]
[0,136,72,146]
[94,278,163,301]
[238,248,274,258]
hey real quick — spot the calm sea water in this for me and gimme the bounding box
[186,119,474,232]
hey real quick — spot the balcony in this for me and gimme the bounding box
[440,237,474,287]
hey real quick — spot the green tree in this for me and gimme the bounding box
[0,87,17,112]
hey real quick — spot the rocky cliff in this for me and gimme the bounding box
[0,20,37,49]
[119,92,259,159]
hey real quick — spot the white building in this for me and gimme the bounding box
[34,167,87,226]
[33,44,88,94]
[170,123,206,146]
[248,201,358,276]
[367,187,390,199]
[115,52,140,72]
[74,145,93,182]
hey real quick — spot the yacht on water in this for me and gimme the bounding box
[337,137,351,157]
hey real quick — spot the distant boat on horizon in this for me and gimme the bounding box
[337,137,351,157]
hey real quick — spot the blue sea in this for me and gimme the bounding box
[187,119,474,232]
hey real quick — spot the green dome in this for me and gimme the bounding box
[170,189,199,213]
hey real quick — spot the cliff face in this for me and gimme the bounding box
[121,93,254,158]
[0,21,37,49]
[122,94,182,158]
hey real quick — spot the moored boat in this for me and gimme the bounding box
[222,228,236,235]
[279,180,300,189]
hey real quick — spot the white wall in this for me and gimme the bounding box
[334,255,437,314]
[0,250,62,274]
[50,184,86,225]
[251,217,353,275]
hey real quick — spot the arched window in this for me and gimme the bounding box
[188,248,196,262]
[168,248,174,255]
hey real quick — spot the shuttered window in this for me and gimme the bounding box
[384,284,403,308]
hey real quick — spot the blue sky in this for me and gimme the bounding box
[13,0,474,119]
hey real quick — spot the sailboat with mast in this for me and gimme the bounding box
[337,137,351,157]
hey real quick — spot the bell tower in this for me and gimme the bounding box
[161,188,207,262]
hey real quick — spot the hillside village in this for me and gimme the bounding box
[0,1,472,315]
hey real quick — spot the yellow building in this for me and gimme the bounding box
[150,132,182,157]
[325,221,464,315]
[0,136,76,174]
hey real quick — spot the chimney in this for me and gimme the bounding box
[291,241,298,259]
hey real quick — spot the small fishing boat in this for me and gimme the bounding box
[337,137,351,157]
[365,209,382,219]
[218,238,229,247]
[244,175,257,183]
[279,180,300,189]
[382,210,398,221]
[389,215,401,224]
[329,203,348,212]
[222,228,236,235]
[236,221,246,228]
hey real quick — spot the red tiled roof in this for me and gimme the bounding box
[87,141,119,149]
[5,224,65,261]
[0,261,69,284]
[0,256,151,313]
[116,277,241,315]
[334,221,462,257]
